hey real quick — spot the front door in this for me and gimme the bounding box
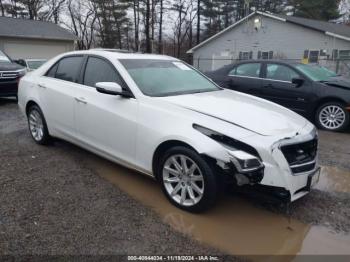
[74,56,138,164]
[261,63,312,115]
[225,62,263,97]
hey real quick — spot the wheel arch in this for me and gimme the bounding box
[152,140,197,180]
[25,100,40,116]
[151,139,225,181]
[313,97,348,114]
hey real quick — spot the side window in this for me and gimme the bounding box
[266,64,300,82]
[83,57,122,88]
[229,63,261,78]
[55,56,84,82]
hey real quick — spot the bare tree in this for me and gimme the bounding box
[41,0,66,23]
[171,0,195,58]
[145,0,151,52]
[132,0,141,51]
[196,0,200,44]
[67,0,98,50]
[158,0,164,53]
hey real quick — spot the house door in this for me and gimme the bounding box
[309,50,320,63]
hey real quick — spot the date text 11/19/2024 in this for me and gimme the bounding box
[127,255,220,261]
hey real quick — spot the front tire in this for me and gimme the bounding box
[27,105,51,145]
[157,146,218,213]
[315,102,349,132]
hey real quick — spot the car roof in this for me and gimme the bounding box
[235,59,303,65]
[25,59,47,61]
[62,49,177,61]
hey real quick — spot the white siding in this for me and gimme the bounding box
[0,37,75,60]
[192,15,350,72]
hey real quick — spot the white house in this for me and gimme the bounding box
[0,16,77,60]
[188,11,350,72]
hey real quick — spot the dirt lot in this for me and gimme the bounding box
[0,98,350,259]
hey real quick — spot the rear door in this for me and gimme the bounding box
[38,55,84,139]
[74,56,138,164]
[261,63,312,115]
[225,62,263,97]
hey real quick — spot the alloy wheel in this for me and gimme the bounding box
[28,109,44,141]
[162,154,205,207]
[319,105,346,130]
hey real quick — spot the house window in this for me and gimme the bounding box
[239,51,253,60]
[339,50,350,59]
[258,51,273,60]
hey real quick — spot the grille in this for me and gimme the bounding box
[0,71,20,79]
[281,139,318,174]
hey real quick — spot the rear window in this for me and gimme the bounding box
[47,56,84,83]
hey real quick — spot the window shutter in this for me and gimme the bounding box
[258,51,262,59]
[249,51,253,59]
[268,51,273,59]
[303,50,309,59]
[239,52,243,60]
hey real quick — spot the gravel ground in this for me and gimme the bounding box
[0,99,237,259]
[1,98,350,256]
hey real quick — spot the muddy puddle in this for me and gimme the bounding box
[86,156,350,259]
[315,166,350,193]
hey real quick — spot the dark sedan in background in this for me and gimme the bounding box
[206,60,350,132]
[0,50,26,101]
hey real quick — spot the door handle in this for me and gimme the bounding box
[75,97,87,104]
[297,97,305,102]
[263,83,273,88]
[38,84,47,89]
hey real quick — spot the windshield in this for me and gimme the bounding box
[0,51,11,62]
[295,64,337,82]
[119,59,220,97]
[27,60,46,70]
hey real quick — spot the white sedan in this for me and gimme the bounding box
[18,50,320,212]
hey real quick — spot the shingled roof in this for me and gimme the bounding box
[276,14,350,39]
[188,11,350,53]
[0,16,78,41]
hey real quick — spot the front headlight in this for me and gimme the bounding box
[17,69,26,77]
[229,150,264,173]
[193,124,264,173]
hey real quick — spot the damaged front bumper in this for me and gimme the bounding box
[222,125,320,203]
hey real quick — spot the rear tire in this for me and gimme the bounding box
[157,146,218,213]
[27,105,51,145]
[315,102,349,132]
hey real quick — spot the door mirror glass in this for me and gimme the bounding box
[292,78,304,88]
[96,82,123,95]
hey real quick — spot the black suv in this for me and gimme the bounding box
[0,50,26,100]
[206,60,350,132]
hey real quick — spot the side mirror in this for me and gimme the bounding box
[292,78,304,88]
[95,82,132,98]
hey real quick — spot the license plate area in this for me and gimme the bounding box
[307,167,321,191]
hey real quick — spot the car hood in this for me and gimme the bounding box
[158,90,308,136]
[322,76,350,89]
[0,62,24,71]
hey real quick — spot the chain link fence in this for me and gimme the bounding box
[193,57,350,78]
